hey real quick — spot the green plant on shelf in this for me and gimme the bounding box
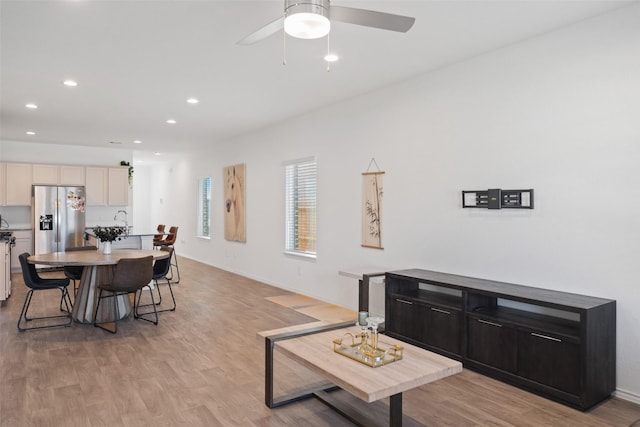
[120,161,134,186]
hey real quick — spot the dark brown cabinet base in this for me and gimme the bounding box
[385,269,616,411]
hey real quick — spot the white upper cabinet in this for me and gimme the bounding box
[59,165,85,185]
[85,167,108,206]
[108,167,129,206]
[1,162,128,207]
[32,164,59,185]
[5,163,32,206]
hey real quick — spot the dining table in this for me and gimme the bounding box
[27,249,170,324]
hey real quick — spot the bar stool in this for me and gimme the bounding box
[153,224,165,247]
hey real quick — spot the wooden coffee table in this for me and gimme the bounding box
[262,322,462,426]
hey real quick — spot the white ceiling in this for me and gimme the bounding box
[1,0,635,161]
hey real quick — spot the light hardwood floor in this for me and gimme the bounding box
[1,256,639,426]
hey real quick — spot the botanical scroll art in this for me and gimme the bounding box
[362,171,384,249]
[224,163,246,242]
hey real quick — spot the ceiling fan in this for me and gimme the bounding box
[237,0,415,45]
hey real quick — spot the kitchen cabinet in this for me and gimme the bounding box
[85,167,108,206]
[32,164,59,185]
[108,167,128,206]
[10,230,33,273]
[59,166,84,185]
[385,268,615,410]
[1,162,130,206]
[5,163,32,206]
[85,167,128,206]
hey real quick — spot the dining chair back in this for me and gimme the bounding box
[137,246,176,314]
[17,252,73,332]
[93,255,155,333]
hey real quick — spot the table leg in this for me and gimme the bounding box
[265,321,353,408]
[72,265,132,323]
[389,393,402,427]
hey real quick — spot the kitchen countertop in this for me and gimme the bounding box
[85,227,160,237]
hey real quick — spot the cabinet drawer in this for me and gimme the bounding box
[467,317,517,373]
[388,297,424,342]
[425,306,462,355]
[518,330,580,395]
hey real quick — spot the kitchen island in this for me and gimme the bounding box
[85,227,160,250]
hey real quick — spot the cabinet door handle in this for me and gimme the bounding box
[531,332,562,342]
[396,299,413,305]
[431,307,451,315]
[477,319,502,328]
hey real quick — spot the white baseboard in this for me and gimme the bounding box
[615,388,640,404]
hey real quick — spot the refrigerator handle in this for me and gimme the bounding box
[55,198,61,244]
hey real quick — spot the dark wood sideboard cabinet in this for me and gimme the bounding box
[385,269,616,410]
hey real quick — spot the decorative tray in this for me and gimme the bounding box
[332,332,403,368]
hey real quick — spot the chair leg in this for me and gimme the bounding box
[166,249,180,283]
[135,289,159,325]
[136,278,175,314]
[18,287,72,332]
[137,282,162,308]
[163,279,176,312]
[93,288,119,334]
[59,286,73,313]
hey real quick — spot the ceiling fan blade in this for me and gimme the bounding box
[237,16,284,45]
[330,5,415,33]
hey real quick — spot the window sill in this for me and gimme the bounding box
[197,236,211,240]
[284,250,316,261]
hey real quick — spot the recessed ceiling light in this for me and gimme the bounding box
[324,54,339,62]
[63,80,78,87]
[25,103,38,109]
[154,152,162,156]
[187,98,199,104]
[133,140,142,144]
[26,131,36,135]
[166,119,176,124]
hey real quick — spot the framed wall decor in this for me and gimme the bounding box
[223,163,246,242]
[362,163,384,249]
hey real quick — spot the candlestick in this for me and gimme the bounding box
[358,311,368,326]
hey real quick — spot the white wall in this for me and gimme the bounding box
[147,5,640,399]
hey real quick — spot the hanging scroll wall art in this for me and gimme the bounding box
[362,159,384,250]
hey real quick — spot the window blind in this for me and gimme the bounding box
[285,159,317,256]
[197,177,211,237]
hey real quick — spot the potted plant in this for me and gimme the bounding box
[120,161,134,186]
[93,225,125,254]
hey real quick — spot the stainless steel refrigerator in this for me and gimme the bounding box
[33,185,86,255]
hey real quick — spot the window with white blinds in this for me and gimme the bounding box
[284,158,317,257]
[197,177,211,238]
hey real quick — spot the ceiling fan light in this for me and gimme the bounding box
[284,0,331,39]
[285,13,330,39]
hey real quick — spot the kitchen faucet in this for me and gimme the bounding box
[114,210,128,233]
